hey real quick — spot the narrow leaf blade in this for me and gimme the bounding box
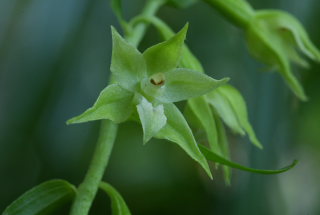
[99,182,131,215]
[199,144,298,174]
[2,179,76,215]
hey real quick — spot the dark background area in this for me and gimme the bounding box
[0,0,319,214]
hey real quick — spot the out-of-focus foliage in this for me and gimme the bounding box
[0,0,319,214]
[2,180,76,215]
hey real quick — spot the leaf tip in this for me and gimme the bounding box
[66,118,75,125]
[222,77,230,83]
[300,94,308,102]
[291,159,299,168]
[142,136,151,145]
[111,26,123,42]
[252,138,263,149]
[183,22,189,32]
[176,22,189,42]
[110,25,117,35]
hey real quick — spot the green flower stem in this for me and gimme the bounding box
[125,0,166,46]
[203,0,255,28]
[70,120,118,215]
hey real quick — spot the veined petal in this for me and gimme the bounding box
[207,85,263,149]
[278,56,308,101]
[111,27,147,91]
[136,97,167,144]
[206,88,245,136]
[67,84,134,124]
[155,68,229,103]
[143,24,188,76]
[156,103,212,179]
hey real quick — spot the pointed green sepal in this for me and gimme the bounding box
[143,23,188,76]
[156,103,213,179]
[136,97,167,144]
[245,9,320,101]
[187,97,220,154]
[206,84,263,149]
[111,26,147,91]
[67,84,134,124]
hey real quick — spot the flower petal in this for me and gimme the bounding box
[207,85,263,149]
[136,97,167,144]
[143,24,188,76]
[111,27,147,91]
[67,84,134,124]
[156,103,212,179]
[246,16,308,101]
[154,68,229,103]
[265,10,320,62]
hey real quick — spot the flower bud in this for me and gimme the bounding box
[245,10,320,100]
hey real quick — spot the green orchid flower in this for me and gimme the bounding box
[67,24,229,178]
[246,10,320,101]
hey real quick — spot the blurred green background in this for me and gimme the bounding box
[1,0,319,214]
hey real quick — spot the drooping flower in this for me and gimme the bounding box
[67,24,229,178]
[246,10,320,101]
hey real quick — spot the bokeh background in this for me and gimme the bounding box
[1,0,319,214]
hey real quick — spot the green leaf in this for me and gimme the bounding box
[67,84,134,124]
[136,97,167,144]
[155,68,229,103]
[143,24,188,76]
[199,144,298,174]
[99,182,131,215]
[111,27,147,91]
[156,103,212,179]
[206,85,263,149]
[2,179,76,215]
